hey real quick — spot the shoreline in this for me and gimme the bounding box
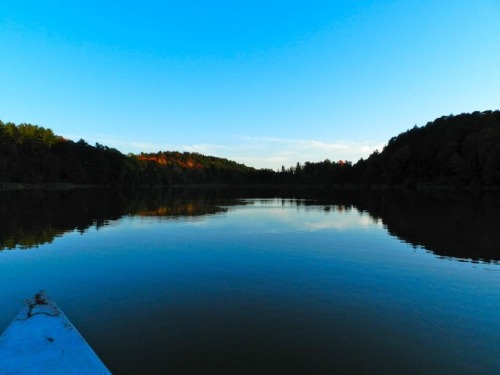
[1,182,499,192]
[0,183,100,191]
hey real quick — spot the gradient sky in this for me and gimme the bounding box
[1,1,499,169]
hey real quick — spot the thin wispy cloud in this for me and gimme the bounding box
[244,136,381,153]
[62,132,383,170]
[234,136,384,168]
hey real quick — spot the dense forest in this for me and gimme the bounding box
[0,121,264,186]
[0,122,134,185]
[1,110,500,189]
[354,110,500,189]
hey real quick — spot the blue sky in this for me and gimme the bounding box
[1,1,499,169]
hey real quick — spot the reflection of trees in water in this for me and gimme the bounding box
[137,205,227,217]
[0,188,241,251]
[0,189,125,250]
[232,188,500,263]
[129,188,234,218]
[1,187,499,263]
[324,189,500,263]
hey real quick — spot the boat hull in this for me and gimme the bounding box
[0,292,111,374]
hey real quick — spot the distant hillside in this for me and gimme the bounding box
[355,110,500,188]
[132,151,259,185]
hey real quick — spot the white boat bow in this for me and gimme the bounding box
[0,292,111,374]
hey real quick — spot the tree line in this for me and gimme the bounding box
[0,121,134,185]
[0,121,261,186]
[275,110,500,189]
[1,110,500,189]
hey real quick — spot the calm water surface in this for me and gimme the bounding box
[0,189,499,374]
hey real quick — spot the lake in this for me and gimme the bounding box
[1,187,499,374]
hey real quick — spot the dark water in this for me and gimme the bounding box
[1,188,499,374]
